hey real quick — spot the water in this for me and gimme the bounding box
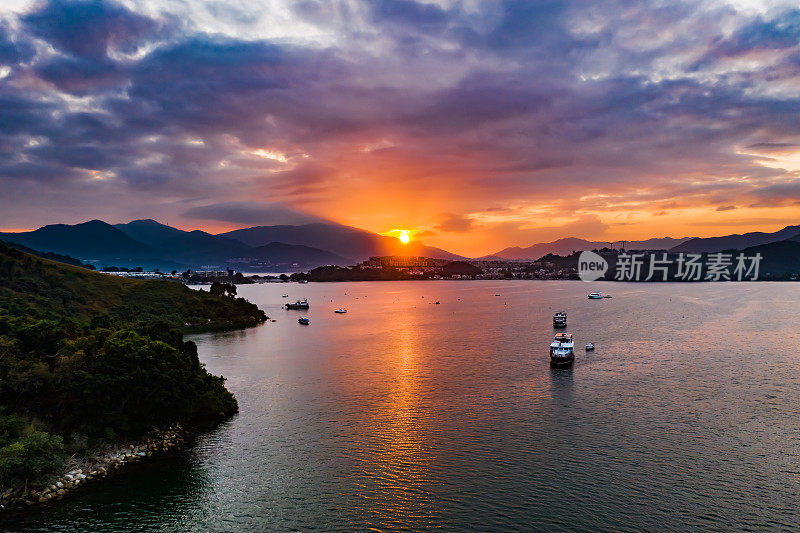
[5,281,800,531]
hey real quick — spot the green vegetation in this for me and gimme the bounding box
[0,243,266,492]
[290,265,414,282]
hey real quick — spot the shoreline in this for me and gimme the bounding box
[0,425,188,513]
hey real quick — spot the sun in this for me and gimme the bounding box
[398,230,411,244]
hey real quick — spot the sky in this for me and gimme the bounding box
[1,0,800,256]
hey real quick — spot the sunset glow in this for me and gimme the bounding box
[0,0,799,257]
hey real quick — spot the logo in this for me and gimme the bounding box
[578,250,608,282]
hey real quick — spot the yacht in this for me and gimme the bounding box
[286,298,310,310]
[298,317,310,325]
[553,311,567,328]
[334,309,347,314]
[550,333,575,367]
[588,291,603,299]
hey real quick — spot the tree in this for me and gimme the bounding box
[0,431,65,489]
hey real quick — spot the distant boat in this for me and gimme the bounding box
[334,309,347,314]
[588,292,603,299]
[603,295,612,298]
[434,301,441,305]
[286,298,309,310]
[550,333,575,367]
[553,311,567,328]
[298,317,310,325]
[282,294,289,298]
[298,280,308,284]
[585,343,595,351]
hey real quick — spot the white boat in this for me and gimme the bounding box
[588,292,603,299]
[298,317,310,325]
[585,343,595,351]
[550,333,575,367]
[282,294,289,298]
[334,309,347,314]
[553,311,567,328]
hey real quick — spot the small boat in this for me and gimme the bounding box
[286,298,310,310]
[585,343,595,351]
[334,309,347,314]
[588,292,603,299]
[550,333,574,368]
[299,280,308,284]
[282,294,289,298]
[603,295,612,298]
[553,311,567,328]
[434,301,441,305]
[298,317,309,325]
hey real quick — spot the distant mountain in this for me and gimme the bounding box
[492,236,691,260]
[740,238,800,278]
[249,242,352,270]
[221,222,465,262]
[0,220,171,269]
[0,219,358,270]
[115,219,253,265]
[670,225,800,253]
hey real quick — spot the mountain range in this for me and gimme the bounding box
[668,225,800,253]
[491,236,692,260]
[0,219,461,271]
[1,219,798,272]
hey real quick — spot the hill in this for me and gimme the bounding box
[221,222,465,262]
[740,239,800,278]
[0,220,171,269]
[0,242,266,329]
[249,242,353,270]
[0,239,94,269]
[114,219,253,266]
[1,219,359,270]
[0,242,268,496]
[670,225,800,253]
[493,236,691,260]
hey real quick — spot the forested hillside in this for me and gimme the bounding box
[0,243,266,492]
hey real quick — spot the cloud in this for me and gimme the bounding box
[0,0,800,251]
[182,201,324,226]
[436,214,475,233]
[22,0,169,59]
[716,205,736,211]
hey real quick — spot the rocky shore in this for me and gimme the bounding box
[0,425,187,512]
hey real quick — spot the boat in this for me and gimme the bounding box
[603,295,612,298]
[553,311,567,328]
[550,333,575,368]
[282,294,288,298]
[298,317,310,325]
[334,309,347,314]
[585,343,595,351]
[298,280,308,284]
[434,301,441,305]
[286,298,309,310]
[588,291,603,299]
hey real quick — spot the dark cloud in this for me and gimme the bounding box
[436,214,475,233]
[22,0,167,59]
[0,0,799,248]
[182,201,325,226]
